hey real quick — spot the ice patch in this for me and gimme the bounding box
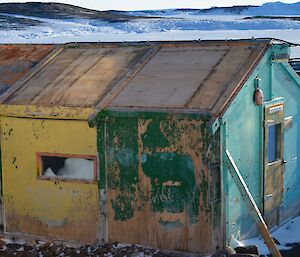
[57,158,94,180]
[241,216,300,255]
[43,158,94,180]
[44,167,56,177]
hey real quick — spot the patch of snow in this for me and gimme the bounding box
[1,13,300,58]
[229,235,244,248]
[241,216,300,255]
[1,238,13,244]
[244,2,300,16]
[126,2,300,17]
[0,245,7,251]
[17,246,24,252]
[44,167,56,177]
[57,158,94,180]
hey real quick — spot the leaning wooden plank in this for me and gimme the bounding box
[225,149,282,257]
[88,45,160,127]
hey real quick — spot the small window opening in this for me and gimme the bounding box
[268,124,281,163]
[39,154,96,181]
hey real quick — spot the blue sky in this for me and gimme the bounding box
[0,0,298,10]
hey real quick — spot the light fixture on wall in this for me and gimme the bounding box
[254,77,264,106]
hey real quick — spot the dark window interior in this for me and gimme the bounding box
[268,124,281,163]
[42,156,66,176]
[40,155,95,180]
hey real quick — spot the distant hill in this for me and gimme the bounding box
[0,2,142,22]
[242,1,300,15]
[0,1,299,21]
[196,2,300,15]
[199,5,257,15]
[126,1,300,16]
[0,1,299,32]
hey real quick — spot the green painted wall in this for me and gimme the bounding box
[104,115,211,221]
[96,112,221,253]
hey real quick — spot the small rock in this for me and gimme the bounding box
[272,237,281,245]
[144,249,151,255]
[235,245,259,255]
[96,247,109,255]
[212,246,236,257]
[39,242,52,251]
[152,251,166,257]
[131,252,144,257]
[24,245,34,251]
[17,246,24,252]
[114,252,124,257]
[230,254,259,257]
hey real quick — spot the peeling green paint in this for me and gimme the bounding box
[106,117,138,221]
[100,113,213,223]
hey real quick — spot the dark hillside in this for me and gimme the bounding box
[0,2,142,22]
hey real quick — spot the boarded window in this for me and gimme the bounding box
[38,153,97,181]
[268,124,281,163]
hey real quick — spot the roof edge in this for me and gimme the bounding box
[214,42,271,118]
[89,107,211,127]
[0,104,94,121]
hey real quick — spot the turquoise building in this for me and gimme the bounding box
[221,41,300,244]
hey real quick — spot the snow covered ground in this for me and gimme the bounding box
[238,216,300,255]
[1,12,300,57]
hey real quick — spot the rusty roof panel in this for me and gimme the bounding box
[109,41,269,115]
[5,45,153,107]
[0,45,54,95]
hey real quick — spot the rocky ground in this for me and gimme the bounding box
[0,238,173,257]
[0,237,299,257]
[280,243,300,257]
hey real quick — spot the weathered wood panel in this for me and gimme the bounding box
[100,115,216,254]
[109,42,268,115]
[110,47,227,109]
[5,46,153,108]
[0,45,54,95]
[263,103,284,227]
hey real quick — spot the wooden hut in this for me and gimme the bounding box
[0,40,299,255]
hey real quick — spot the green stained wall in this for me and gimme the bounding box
[97,112,221,254]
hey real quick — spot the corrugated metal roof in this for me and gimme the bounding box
[109,41,268,116]
[2,41,269,117]
[0,45,54,95]
[4,45,154,108]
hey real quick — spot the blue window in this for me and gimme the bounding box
[268,124,281,163]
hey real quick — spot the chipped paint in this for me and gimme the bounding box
[1,117,99,243]
[99,113,215,254]
[0,104,95,120]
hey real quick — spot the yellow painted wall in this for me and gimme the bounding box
[1,116,99,243]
